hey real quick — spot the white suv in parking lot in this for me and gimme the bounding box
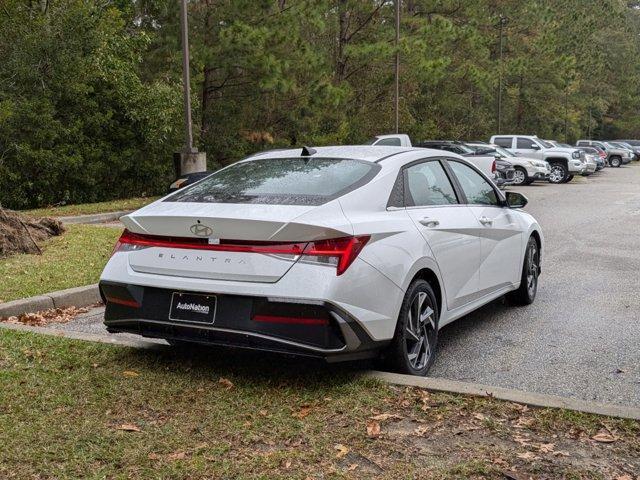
[100,146,543,376]
[490,135,585,183]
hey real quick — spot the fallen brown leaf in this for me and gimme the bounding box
[166,451,187,461]
[218,377,234,390]
[366,420,381,438]
[370,413,402,422]
[116,423,141,432]
[122,370,139,377]
[334,444,349,458]
[591,432,617,443]
[347,464,359,471]
[537,443,555,453]
[414,425,429,437]
[292,405,312,419]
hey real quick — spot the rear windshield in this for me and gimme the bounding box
[165,157,380,206]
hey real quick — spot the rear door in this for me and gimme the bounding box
[492,136,514,150]
[446,160,523,293]
[401,159,481,310]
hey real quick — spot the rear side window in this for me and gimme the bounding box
[494,137,512,148]
[166,158,380,206]
[404,161,458,207]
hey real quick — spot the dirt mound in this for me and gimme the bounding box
[0,207,65,258]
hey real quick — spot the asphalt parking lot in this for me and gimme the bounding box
[431,164,640,407]
[53,164,640,408]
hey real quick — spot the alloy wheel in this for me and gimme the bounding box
[513,169,527,185]
[526,240,539,298]
[405,291,436,370]
[549,164,565,183]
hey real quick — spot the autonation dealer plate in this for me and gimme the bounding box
[169,292,217,324]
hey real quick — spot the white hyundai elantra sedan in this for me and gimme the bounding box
[99,146,542,376]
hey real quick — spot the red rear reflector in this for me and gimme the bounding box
[491,160,497,173]
[112,230,370,276]
[252,314,329,326]
[105,296,140,308]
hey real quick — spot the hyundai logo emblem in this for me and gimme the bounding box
[190,224,213,237]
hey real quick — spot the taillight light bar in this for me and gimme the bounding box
[112,230,370,276]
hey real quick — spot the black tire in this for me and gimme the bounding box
[507,235,540,306]
[548,162,567,183]
[564,174,574,183]
[384,279,439,376]
[512,167,529,186]
[610,156,622,168]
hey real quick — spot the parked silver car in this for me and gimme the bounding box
[576,140,631,167]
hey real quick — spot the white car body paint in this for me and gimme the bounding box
[100,146,543,352]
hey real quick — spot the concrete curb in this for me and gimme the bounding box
[366,371,640,421]
[56,210,130,225]
[0,321,163,350]
[0,284,100,318]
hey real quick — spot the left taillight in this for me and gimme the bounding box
[110,229,150,257]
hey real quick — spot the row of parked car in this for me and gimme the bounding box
[367,134,640,186]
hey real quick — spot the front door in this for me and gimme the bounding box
[513,137,544,160]
[446,160,523,295]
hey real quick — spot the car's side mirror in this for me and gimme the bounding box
[506,191,528,209]
[530,144,541,150]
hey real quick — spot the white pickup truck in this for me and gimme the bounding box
[367,134,498,178]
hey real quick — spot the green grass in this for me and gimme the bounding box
[0,224,121,303]
[22,196,158,218]
[0,330,638,479]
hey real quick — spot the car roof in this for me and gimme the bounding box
[247,145,422,163]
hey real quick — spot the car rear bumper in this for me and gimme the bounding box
[100,281,387,361]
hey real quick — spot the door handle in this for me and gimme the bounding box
[479,216,493,226]
[419,218,440,228]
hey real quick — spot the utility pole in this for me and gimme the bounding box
[394,0,400,133]
[497,15,507,134]
[175,0,206,177]
[180,0,194,153]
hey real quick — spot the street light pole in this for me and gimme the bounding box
[394,0,400,133]
[174,0,206,178]
[497,15,507,134]
[180,0,195,153]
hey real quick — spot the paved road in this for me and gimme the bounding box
[431,165,640,407]
[53,165,640,407]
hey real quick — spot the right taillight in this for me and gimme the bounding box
[301,236,370,276]
[491,160,497,173]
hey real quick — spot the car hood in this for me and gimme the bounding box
[544,147,579,155]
